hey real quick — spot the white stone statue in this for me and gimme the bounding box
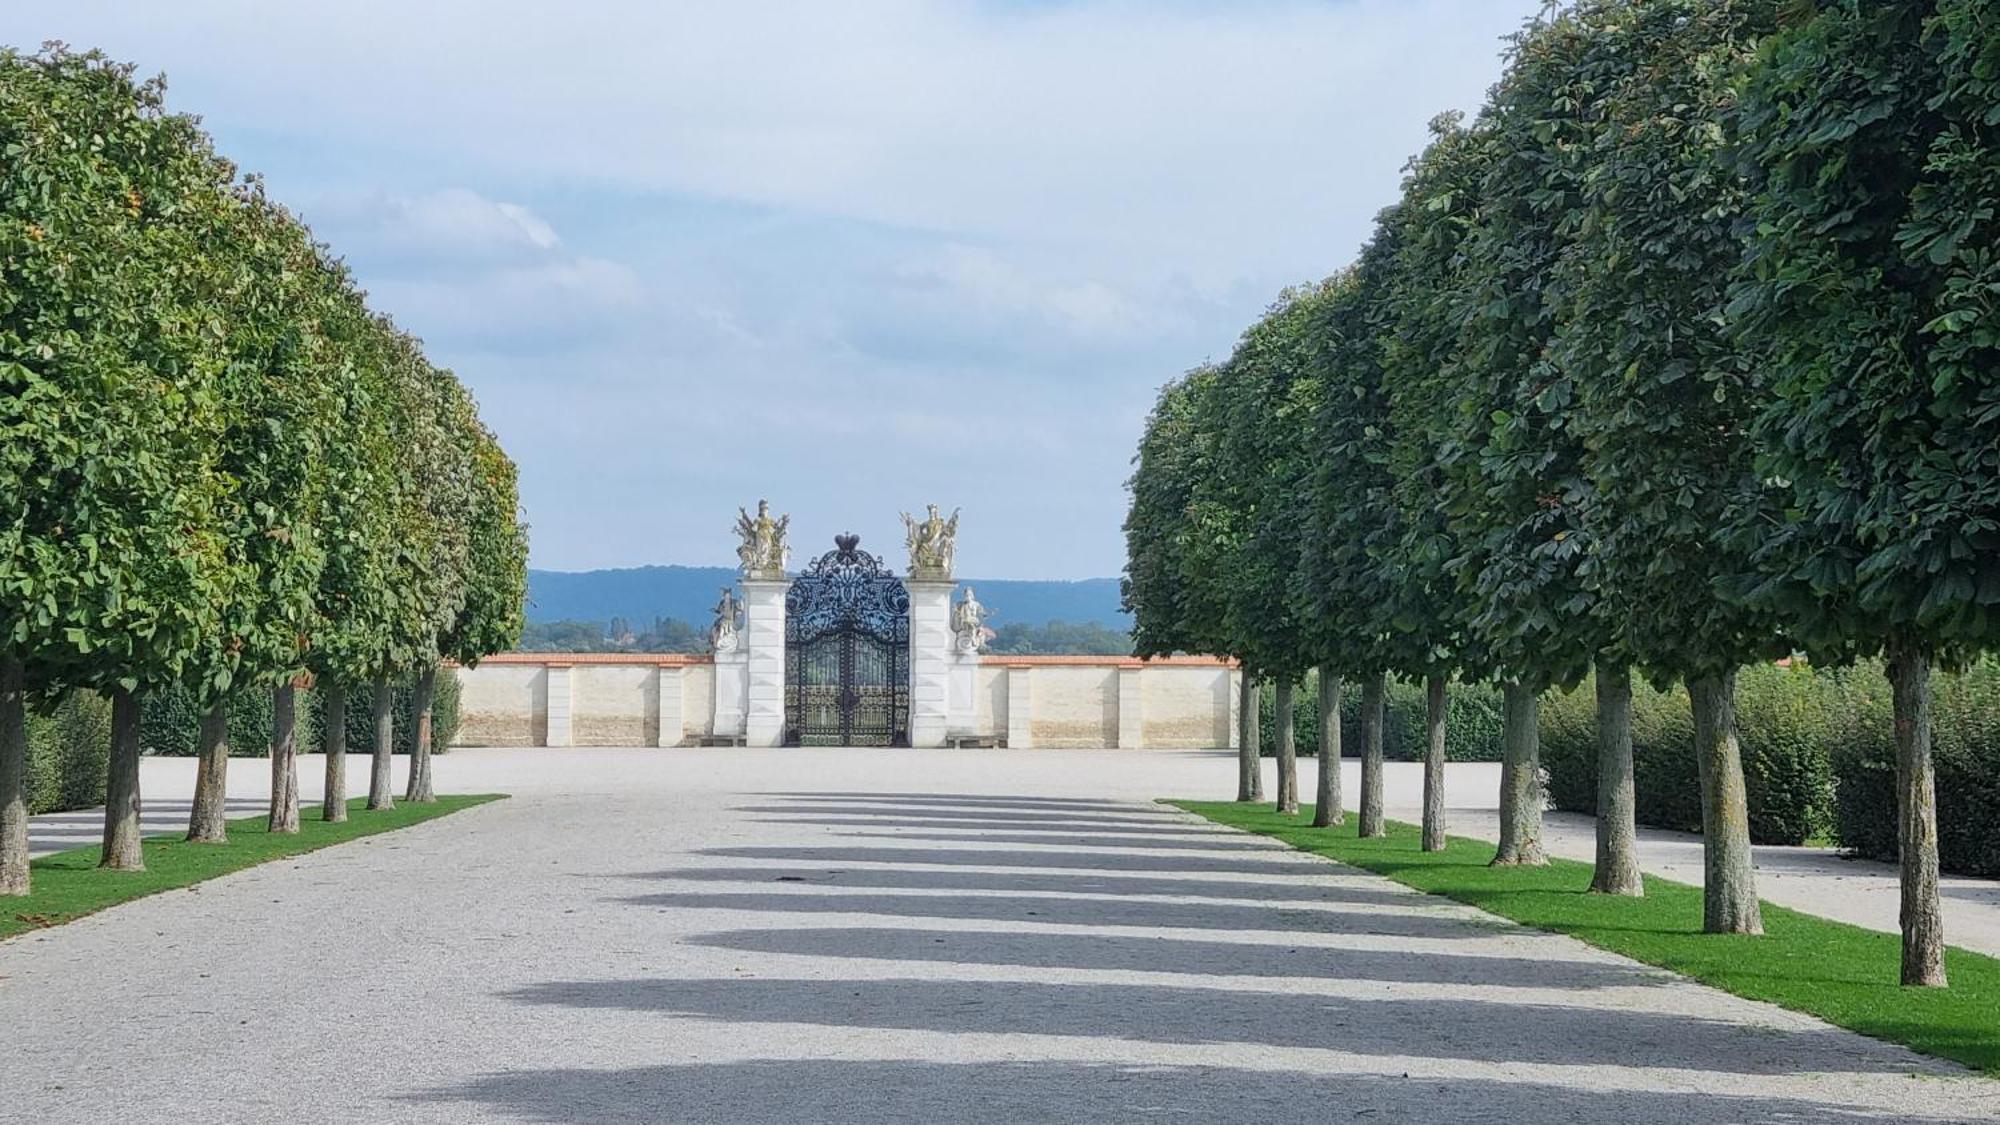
[709,586,743,654]
[901,503,960,580]
[952,585,987,653]
[734,499,790,578]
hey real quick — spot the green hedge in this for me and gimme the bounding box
[1831,660,2000,878]
[1259,672,1504,762]
[26,691,111,814]
[140,672,459,759]
[1541,664,1838,846]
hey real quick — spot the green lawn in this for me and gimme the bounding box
[1175,800,2000,1075]
[3,794,504,942]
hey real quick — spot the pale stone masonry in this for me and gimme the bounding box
[453,653,1237,749]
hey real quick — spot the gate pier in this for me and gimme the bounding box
[905,579,955,749]
[740,578,790,747]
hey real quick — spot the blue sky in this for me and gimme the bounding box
[8,1,1542,578]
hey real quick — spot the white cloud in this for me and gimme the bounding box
[891,245,1146,342]
[2,0,1548,574]
[311,188,563,268]
[17,1,1535,279]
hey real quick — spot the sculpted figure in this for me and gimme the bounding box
[952,585,986,653]
[709,586,743,653]
[734,499,790,577]
[901,503,960,579]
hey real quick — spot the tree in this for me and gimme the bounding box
[1378,120,1494,853]
[1126,367,1261,798]
[1729,0,2000,983]
[1436,12,1608,866]
[1552,0,1787,918]
[423,413,527,800]
[302,281,406,823]
[0,48,239,877]
[1298,265,1398,837]
[180,184,341,843]
[1212,284,1344,816]
[399,364,479,804]
[360,321,457,811]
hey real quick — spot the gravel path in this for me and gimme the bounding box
[5,747,1996,1123]
[30,754,2000,963]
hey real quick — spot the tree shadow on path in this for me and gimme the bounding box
[410,1058,1960,1125]
[699,844,1329,877]
[688,924,1665,989]
[631,864,1426,907]
[502,975,1915,1075]
[623,887,1487,939]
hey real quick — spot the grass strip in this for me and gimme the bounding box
[3,794,504,942]
[1174,799,2000,1075]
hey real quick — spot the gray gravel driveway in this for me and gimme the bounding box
[2,747,1994,1123]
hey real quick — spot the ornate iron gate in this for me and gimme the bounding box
[784,535,910,746]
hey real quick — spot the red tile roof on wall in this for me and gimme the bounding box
[979,655,1236,668]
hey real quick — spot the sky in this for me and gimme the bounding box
[7,1,1543,579]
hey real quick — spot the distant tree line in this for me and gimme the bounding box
[513,616,1133,656]
[1123,0,1997,988]
[518,618,708,654]
[0,48,528,897]
[983,621,1132,656]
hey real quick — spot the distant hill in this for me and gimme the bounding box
[525,565,1131,629]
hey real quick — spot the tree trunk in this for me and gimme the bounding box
[1312,667,1343,828]
[187,700,231,843]
[101,687,145,870]
[1422,674,1447,852]
[1358,672,1386,838]
[0,659,29,895]
[1689,671,1761,934]
[269,681,300,834]
[1274,679,1298,815]
[1590,664,1643,895]
[1236,672,1262,802]
[1492,681,1547,866]
[404,665,436,803]
[1888,643,1946,987]
[368,677,395,811]
[321,680,348,823]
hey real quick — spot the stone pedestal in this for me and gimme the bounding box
[906,580,955,748]
[741,579,790,747]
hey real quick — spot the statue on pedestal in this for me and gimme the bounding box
[734,499,790,579]
[952,586,987,654]
[901,503,959,580]
[709,586,743,654]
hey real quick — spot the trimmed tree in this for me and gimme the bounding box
[1301,256,1430,841]
[1553,0,1786,916]
[1729,0,2000,982]
[303,279,406,822]
[427,413,528,797]
[1126,367,1260,798]
[180,183,340,842]
[1433,12,1608,866]
[1379,119,1493,851]
[1213,283,1343,817]
[0,48,238,875]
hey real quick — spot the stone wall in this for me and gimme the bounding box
[452,653,1236,749]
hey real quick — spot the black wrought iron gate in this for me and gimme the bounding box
[784,535,910,746]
